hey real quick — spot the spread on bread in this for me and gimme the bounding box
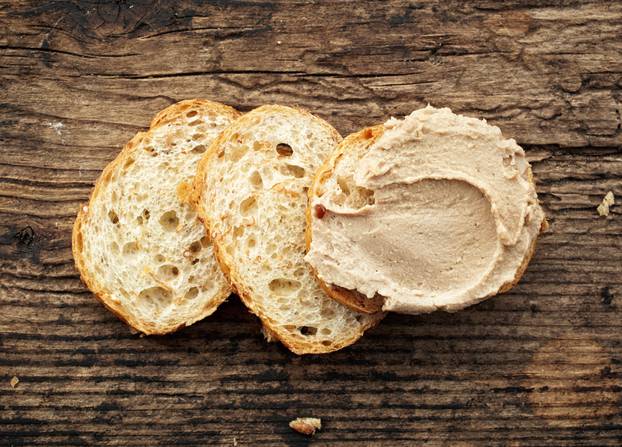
[305,106,546,314]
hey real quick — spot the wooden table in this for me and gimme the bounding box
[1,1,621,445]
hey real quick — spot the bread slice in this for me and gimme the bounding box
[73,99,241,334]
[193,105,383,354]
[305,126,387,314]
[306,112,548,315]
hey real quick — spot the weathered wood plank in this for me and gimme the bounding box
[1,0,621,446]
[1,1,621,148]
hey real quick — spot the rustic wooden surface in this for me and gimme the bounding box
[1,0,621,445]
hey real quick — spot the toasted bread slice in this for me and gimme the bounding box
[305,126,386,314]
[193,105,383,354]
[73,100,241,334]
[306,109,547,315]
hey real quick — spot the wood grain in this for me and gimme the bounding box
[1,0,621,445]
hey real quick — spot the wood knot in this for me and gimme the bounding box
[14,226,35,246]
[601,287,614,306]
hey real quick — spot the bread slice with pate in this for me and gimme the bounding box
[305,106,547,315]
[73,100,240,334]
[193,105,383,354]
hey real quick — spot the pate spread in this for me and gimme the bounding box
[305,106,546,314]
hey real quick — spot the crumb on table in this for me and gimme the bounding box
[289,417,321,436]
[597,191,615,217]
[10,376,19,388]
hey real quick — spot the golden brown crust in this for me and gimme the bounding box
[72,100,240,335]
[305,124,548,314]
[193,105,383,354]
[149,99,239,129]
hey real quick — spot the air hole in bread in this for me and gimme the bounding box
[268,278,301,296]
[200,235,210,247]
[138,286,172,309]
[108,210,119,224]
[217,150,225,158]
[320,307,336,319]
[192,133,205,141]
[276,143,293,156]
[155,254,165,263]
[188,120,201,127]
[233,226,245,238]
[337,176,351,195]
[144,146,157,156]
[110,241,119,253]
[281,164,305,178]
[159,210,179,231]
[293,268,305,278]
[191,144,206,154]
[184,287,199,300]
[186,110,198,118]
[249,171,263,189]
[123,158,135,171]
[239,196,257,216]
[136,210,151,225]
[248,237,256,248]
[223,244,233,257]
[336,176,376,209]
[188,241,202,254]
[158,264,179,281]
[123,241,139,255]
[191,258,200,265]
[227,144,247,162]
[321,340,333,346]
[320,328,332,335]
[299,326,317,336]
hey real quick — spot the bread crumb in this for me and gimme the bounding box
[10,376,19,388]
[289,417,321,436]
[277,40,282,45]
[597,191,615,217]
[232,437,237,446]
[261,326,277,343]
[46,121,64,136]
[363,128,373,139]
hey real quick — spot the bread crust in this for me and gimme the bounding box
[72,99,241,335]
[193,105,383,354]
[306,124,548,314]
